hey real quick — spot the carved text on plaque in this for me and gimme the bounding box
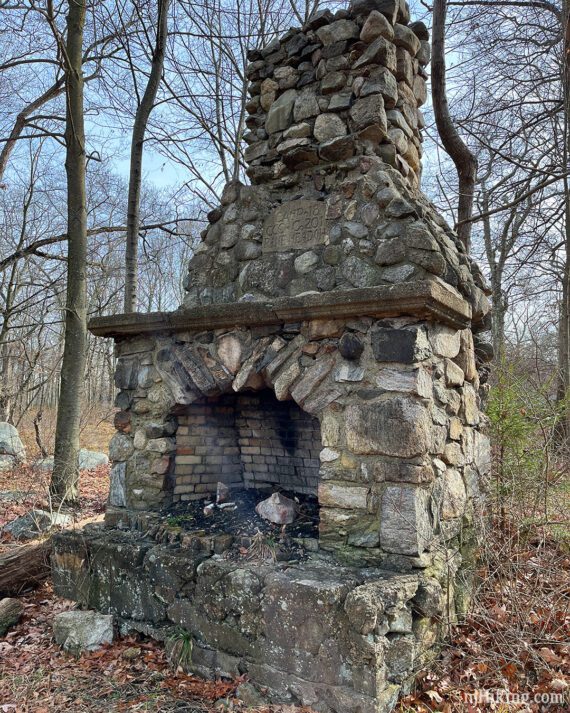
[262,200,327,253]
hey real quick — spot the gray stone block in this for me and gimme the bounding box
[53,610,114,653]
[345,398,430,457]
[266,89,297,133]
[380,486,432,555]
[371,326,431,363]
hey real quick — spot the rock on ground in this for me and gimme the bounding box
[35,449,109,472]
[0,455,17,472]
[0,490,27,501]
[236,682,266,706]
[0,598,24,636]
[53,610,114,653]
[0,422,26,463]
[255,492,297,524]
[216,481,230,504]
[78,449,109,469]
[3,509,73,540]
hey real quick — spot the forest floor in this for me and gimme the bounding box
[0,464,109,535]
[14,405,115,461]
[1,468,569,712]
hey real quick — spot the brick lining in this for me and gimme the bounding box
[174,392,321,501]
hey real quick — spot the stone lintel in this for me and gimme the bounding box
[89,280,471,339]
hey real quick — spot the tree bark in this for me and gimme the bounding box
[431,0,478,252]
[124,0,170,313]
[0,542,52,597]
[50,0,88,504]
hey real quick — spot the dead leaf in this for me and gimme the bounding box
[425,689,444,703]
[538,647,562,665]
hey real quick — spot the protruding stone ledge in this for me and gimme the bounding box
[89,279,471,339]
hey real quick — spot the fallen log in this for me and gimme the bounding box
[0,539,52,597]
[0,597,24,636]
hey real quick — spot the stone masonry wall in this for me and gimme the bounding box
[243,0,428,186]
[182,0,491,320]
[59,291,492,711]
[183,155,491,319]
[53,533,445,713]
[108,302,492,570]
[174,392,322,501]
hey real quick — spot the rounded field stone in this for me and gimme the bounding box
[341,255,382,287]
[113,410,131,433]
[314,113,348,142]
[0,423,26,460]
[294,251,319,274]
[109,433,134,462]
[339,332,365,361]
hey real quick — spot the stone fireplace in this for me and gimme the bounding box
[53,2,493,711]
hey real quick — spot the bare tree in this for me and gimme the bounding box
[0,80,64,184]
[124,0,171,313]
[431,0,478,252]
[50,0,88,504]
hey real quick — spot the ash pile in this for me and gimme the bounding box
[158,483,319,562]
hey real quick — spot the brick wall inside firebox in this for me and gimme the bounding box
[174,391,322,502]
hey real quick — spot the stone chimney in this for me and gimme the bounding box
[182,0,489,332]
[244,0,428,185]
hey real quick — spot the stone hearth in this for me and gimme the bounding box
[52,2,493,711]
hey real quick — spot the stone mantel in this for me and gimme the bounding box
[89,279,471,339]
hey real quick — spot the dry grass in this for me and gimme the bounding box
[399,517,570,712]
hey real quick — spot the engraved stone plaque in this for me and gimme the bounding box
[262,200,327,253]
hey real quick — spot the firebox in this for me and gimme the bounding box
[174,391,322,501]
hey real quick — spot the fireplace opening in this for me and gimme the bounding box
[173,390,322,502]
[170,390,322,552]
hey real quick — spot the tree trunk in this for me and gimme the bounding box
[0,343,13,422]
[0,598,24,636]
[0,542,52,597]
[50,0,88,505]
[556,2,570,438]
[431,0,478,252]
[491,291,507,361]
[33,410,48,458]
[124,0,170,313]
